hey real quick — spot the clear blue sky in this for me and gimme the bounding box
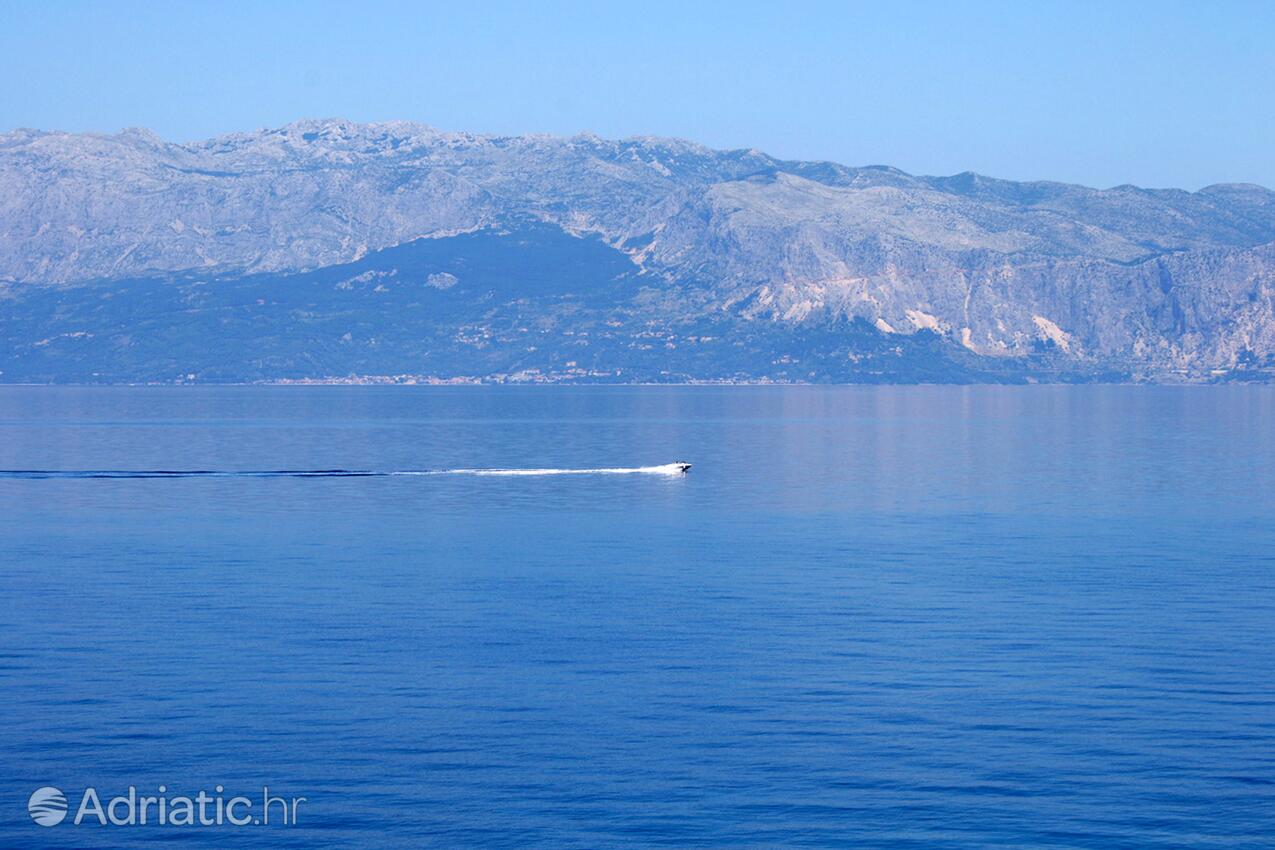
[2,0,1273,189]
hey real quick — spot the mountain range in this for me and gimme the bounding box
[3,118,1274,383]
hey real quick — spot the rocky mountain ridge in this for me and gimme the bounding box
[2,119,1274,381]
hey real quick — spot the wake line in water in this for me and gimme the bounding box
[0,463,692,480]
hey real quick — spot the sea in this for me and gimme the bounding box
[1,385,1272,848]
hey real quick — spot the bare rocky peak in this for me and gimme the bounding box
[3,120,1275,376]
[5,119,1274,285]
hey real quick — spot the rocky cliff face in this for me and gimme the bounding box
[2,119,1274,382]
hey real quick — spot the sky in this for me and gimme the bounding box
[2,0,1273,190]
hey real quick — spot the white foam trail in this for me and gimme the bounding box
[394,463,690,477]
[0,463,691,479]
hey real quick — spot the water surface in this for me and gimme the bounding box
[2,386,1273,847]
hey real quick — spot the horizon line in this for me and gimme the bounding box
[3,118,1268,195]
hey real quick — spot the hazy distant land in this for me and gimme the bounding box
[3,120,1274,384]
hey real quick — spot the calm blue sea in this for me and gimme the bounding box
[1,386,1273,848]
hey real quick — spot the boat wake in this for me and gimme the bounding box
[395,463,691,477]
[0,463,692,479]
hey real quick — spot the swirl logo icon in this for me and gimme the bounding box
[28,787,68,827]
